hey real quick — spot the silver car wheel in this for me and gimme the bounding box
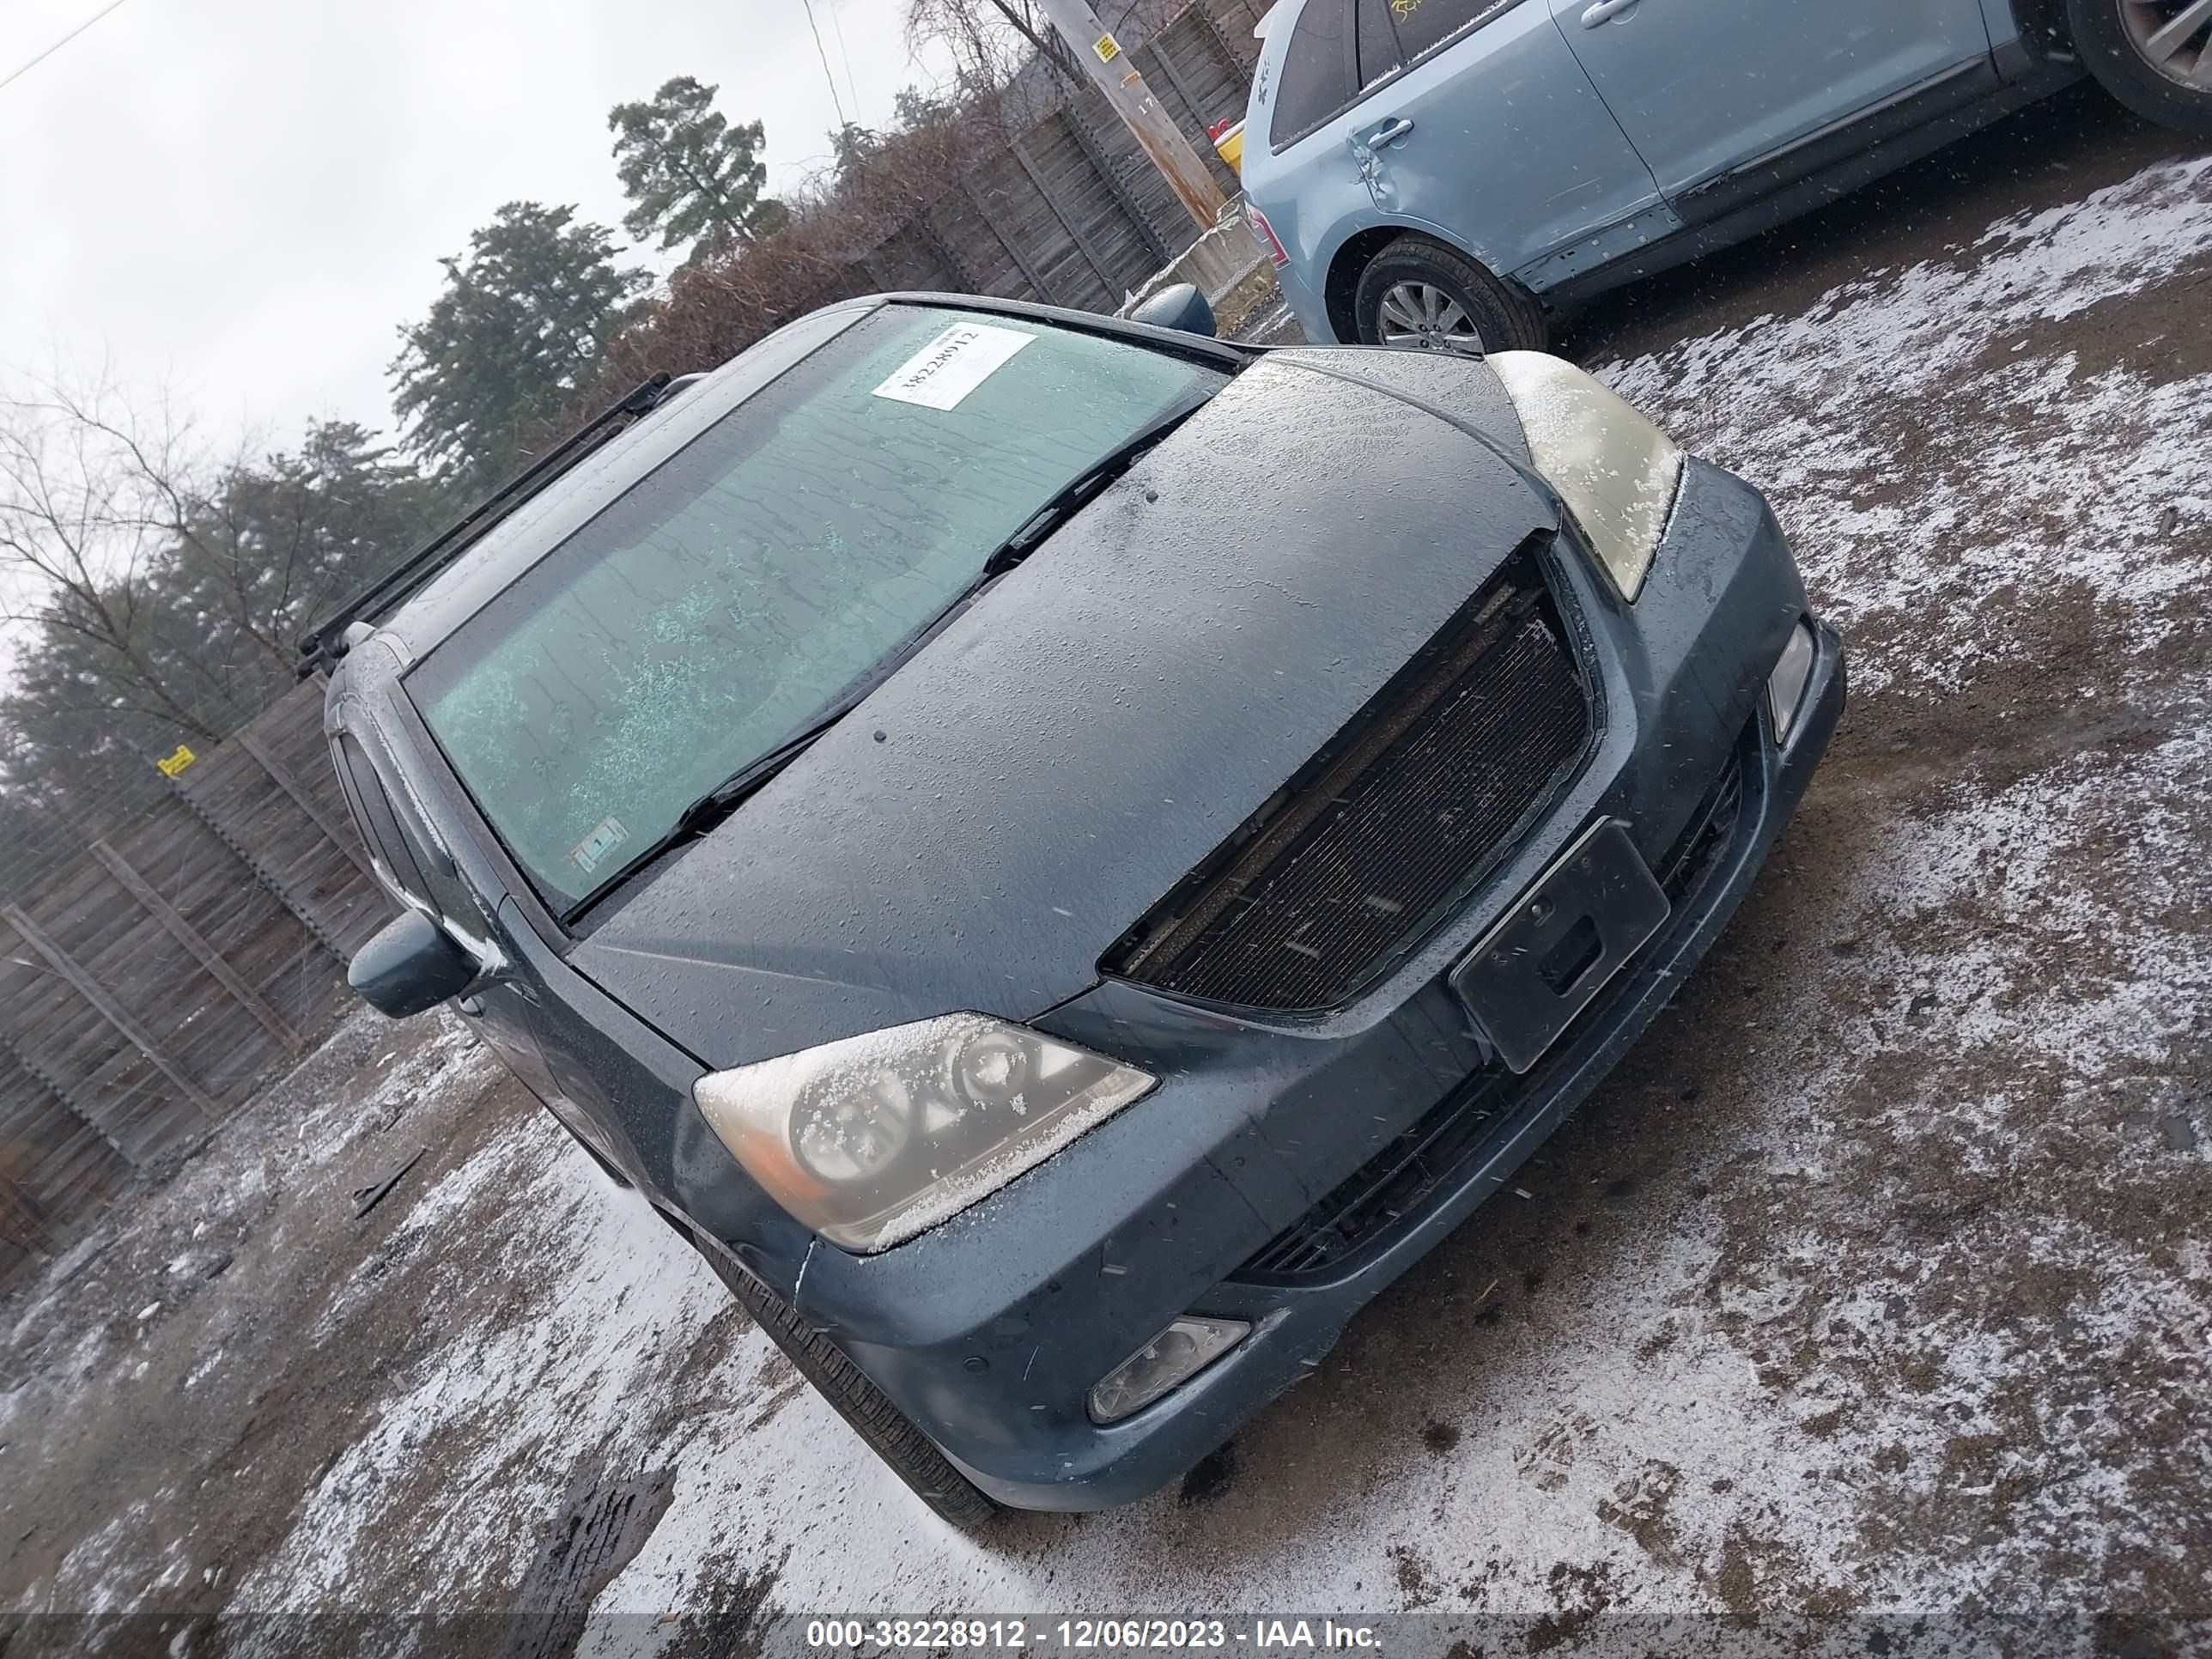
[1376,282,1488,355]
[2119,0,2212,88]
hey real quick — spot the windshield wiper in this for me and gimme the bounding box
[978,401,1207,579]
[561,705,852,922]
[676,713,844,832]
[562,400,1210,922]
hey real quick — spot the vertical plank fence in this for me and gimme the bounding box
[857,0,1269,312]
[0,678,393,1291]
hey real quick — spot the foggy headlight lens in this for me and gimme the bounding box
[1489,350,1683,602]
[693,1014,1154,1254]
[793,1072,913,1184]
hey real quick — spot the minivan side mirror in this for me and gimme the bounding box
[1129,283,1216,338]
[349,910,477,1018]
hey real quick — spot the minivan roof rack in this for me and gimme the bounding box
[295,371,678,679]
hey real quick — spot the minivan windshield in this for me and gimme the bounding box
[406,304,1229,913]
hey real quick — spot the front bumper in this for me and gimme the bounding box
[790,459,1845,1510]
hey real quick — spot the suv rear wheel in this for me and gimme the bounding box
[1352,236,1547,356]
[667,1212,1002,1531]
[2068,0,2212,137]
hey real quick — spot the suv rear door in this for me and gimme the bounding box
[1250,0,1386,291]
[1551,0,1995,204]
[1344,0,1664,283]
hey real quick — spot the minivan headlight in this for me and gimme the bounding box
[692,1014,1154,1254]
[1488,351,1683,602]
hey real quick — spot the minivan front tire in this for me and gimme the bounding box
[2069,0,2212,137]
[1353,236,1548,356]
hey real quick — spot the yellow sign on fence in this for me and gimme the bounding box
[155,744,196,778]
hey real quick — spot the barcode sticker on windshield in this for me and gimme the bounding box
[872,322,1034,410]
[570,817,629,875]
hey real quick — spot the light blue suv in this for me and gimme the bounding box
[1241,0,2212,352]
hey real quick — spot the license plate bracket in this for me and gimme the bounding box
[1449,818,1668,1073]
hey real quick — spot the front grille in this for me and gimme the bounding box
[1231,724,1756,1283]
[1103,545,1591,1012]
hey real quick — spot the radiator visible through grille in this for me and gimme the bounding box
[1227,719,1759,1284]
[1102,546,1592,1011]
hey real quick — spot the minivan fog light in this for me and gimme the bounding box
[1087,1316,1250,1423]
[1767,620,1817,742]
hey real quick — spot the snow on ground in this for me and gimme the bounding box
[27,1504,179,1618]
[1599,151,2212,702]
[1,1010,455,1380]
[234,1131,724,1615]
[202,719,2204,1638]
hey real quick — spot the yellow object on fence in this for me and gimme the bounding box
[1212,119,1245,175]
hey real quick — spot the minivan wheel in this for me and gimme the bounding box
[2068,0,2212,137]
[666,1212,1002,1532]
[1353,236,1547,355]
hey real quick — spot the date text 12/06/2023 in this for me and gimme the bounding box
[803,1618,1385,1650]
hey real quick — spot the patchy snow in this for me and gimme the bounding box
[229,1122,726,1616]
[21,1503,186,1619]
[1600,150,2212,702]
[1824,726,2212,1073]
[386,1117,538,1241]
[7,1234,111,1350]
[180,149,2212,1632]
[294,1011,493,1166]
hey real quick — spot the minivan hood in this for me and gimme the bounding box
[573,354,1556,1070]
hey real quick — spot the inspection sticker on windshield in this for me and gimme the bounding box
[570,816,629,875]
[872,322,1033,410]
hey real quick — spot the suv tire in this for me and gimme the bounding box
[668,1212,1002,1531]
[1353,236,1548,355]
[2066,0,2212,137]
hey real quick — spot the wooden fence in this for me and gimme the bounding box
[0,678,392,1292]
[854,0,1267,308]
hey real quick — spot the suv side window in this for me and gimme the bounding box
[1268,0,1355,148]
[1355,0,1401,86]
[1387,0,1526,67]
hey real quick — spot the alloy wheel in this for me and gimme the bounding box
[2118,0,2212,88]
[1376,282,1488,355]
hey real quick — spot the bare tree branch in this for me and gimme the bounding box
[0,368,447,839]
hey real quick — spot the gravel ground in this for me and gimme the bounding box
[3,87,2209,1657]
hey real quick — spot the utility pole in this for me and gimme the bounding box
[1033,0,1230,231]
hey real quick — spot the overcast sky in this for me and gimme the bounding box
[0,0,948,452]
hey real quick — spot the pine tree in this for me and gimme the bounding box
[387,203,648,490]
[608,78,782,264]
